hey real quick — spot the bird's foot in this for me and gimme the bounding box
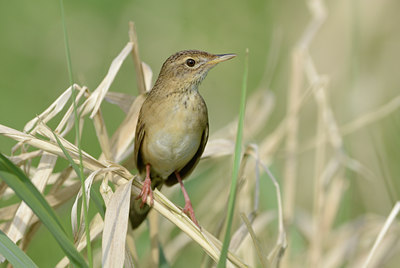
[182,200,200,228]
[136,174,154,208]
[175,171,200,228]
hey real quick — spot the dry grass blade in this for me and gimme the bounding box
[259,119,286,164]
[130,186,248,267]
[200,229,249,267]
[283,48,303,224]
[108,23,150,164]
[102,179,133,268]
[260,162,287,264]
[2,116,248,266]
[230,212,276,256]
[283,0,328,228]
[211,90,274,141]
[300,92,400,155]
[0,21,289,267]
[163,232,191,263]
[23,84,87,141]
[128,21,146,95]
[229,144,264,264]
[0,181,81,227]
[322,176,346,235]
[1,124,124,186]
[9,151,43,166]
[104,92,136,114]
[93,110,112,160]
[125,227,139,268]
[56,214,104,268]
[141,61,153,92]
[71,170,101,239]
[123,247,135,268]
[307,70,341,150]
[240,213,267,267]
[148,210,160,267]
[363,201,400,268]
[111,94,146,164]
[6,153,57,244]
[23,85,73,133]
[241,144,286,261]
[55,85,88,137]
[85,42,134,119]
[0,82,251,267]
[0,125,68,163]
[229,212,256,253]
[202,138,234,159]
[341,94,400,135]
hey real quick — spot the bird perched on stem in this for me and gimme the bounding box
[130,50,236,229]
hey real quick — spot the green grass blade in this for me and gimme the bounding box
[52,132,106,231]
[158,242,170,268]
[0,153,88,268]
[52,133,82,184]
[217,49,249,267]
[59,0,92,266]
[0,229,38,268]
[0,154,65,232]
[91,187,106,219]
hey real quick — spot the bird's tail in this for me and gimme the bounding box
[129,197,152,229]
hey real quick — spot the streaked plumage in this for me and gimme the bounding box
[129,50,235,228]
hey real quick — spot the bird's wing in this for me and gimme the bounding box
[133,108,146,175]
[165,122,209,186]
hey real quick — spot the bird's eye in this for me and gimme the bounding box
[186,58,196,67]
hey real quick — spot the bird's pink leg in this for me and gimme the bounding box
[137,164,154,208]
[175,172,200,227]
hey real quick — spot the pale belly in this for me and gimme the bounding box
[144,126,202,178]
[140,90,207,178]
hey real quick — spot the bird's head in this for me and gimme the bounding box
[155,50,236,91]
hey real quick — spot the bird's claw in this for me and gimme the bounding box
[183,201,200,228]
[136,176,154,208]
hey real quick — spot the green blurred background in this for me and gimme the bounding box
[1,0,400,267]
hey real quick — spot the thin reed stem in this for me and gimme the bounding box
[59,1,92,266]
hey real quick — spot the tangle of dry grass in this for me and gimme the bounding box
[0,23,285,267]
[2,2,400,266]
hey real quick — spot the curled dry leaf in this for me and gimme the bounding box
[71,171,96,239]
[23,85,73,133]
[102,179,133,268]
[105,92,136,114]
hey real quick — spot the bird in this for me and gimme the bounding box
[129,50,236,229]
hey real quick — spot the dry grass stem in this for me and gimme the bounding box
[341,94,400,135]
[363,202,400,268]
[128,22,147,95]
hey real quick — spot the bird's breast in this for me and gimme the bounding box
[142,92,207,178]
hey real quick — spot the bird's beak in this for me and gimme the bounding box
[208,53,236,65]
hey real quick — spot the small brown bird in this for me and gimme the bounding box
[129,50,236,228]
